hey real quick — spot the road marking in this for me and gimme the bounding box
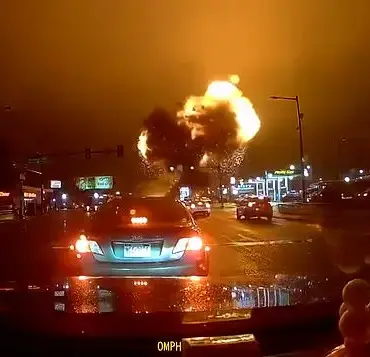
[221,234,234,242]
[237,233,258,241]
[226,238,313,247]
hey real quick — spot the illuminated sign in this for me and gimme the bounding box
[50,180,62,189]
[95,176,113,190]
[76,176,113,191]
[238,184,255,189]
[179,186,190,201]
[0,192,10,197]
[24,192,37,198]
[273,170,297,176]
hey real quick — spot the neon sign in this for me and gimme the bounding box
[273,170,295,176]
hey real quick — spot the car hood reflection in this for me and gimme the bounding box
[3,274,340,317]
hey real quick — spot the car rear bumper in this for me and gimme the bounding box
[239,209,272,218]
[191,208,211,216]
[64,250,209,277]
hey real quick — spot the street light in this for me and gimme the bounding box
[270,95,306,202]
[289,164,295,170]
[61,193,67,200]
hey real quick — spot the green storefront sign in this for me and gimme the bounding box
[76,176,113,191]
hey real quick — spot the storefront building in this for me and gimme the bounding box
[231,165,313,202]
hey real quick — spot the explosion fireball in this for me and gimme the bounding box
[137,75,260,169]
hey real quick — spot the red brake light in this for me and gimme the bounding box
[75,235,90,253]
[173,236,203,254]
[187,237,203,251]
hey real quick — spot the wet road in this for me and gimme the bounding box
[0,207,370,283]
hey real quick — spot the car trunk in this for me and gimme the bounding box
[88,224,197,263]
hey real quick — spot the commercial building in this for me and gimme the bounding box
[0,166,54,216]
[230,165,313,202]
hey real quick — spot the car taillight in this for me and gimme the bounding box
[173,236,203,254]
[131,216,148,224]
[74,234,104,255]
[187,237,203,250]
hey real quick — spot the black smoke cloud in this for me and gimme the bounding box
[140,103,241,167]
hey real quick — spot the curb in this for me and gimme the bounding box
[273,215,310,222]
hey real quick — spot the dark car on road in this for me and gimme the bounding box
[236,196,273,222]
[183,197,211,217]
[66,196,209,277]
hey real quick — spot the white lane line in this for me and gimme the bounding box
[221,234,234,242]
[237,233,258,241]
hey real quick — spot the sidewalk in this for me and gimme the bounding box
[273,210,308,221]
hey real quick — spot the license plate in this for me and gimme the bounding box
[124,244,151,258]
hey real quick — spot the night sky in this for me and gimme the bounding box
[1,1,369,183]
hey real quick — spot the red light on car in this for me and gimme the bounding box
[131,217,148,225]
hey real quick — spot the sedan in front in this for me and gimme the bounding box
[66,197,209,277]
[184,199,211,217]
[236,196,273,222]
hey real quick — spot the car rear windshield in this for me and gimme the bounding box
[93,198,191,225]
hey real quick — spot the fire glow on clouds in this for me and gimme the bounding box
[137,75,261,166]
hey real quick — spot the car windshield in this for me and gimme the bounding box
[1,2,370,355]
[92,197,191,225]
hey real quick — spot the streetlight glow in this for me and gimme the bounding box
[61,193,67,200]
[289,165,295,170]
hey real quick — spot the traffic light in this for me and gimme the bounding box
[117,145,124,158]
[85,148,92,159]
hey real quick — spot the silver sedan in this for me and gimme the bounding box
[66,197,210,276]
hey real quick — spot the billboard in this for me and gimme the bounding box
[75,176,113,191]
[50,180,62,189]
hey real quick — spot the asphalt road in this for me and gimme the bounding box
[1,207,370,283]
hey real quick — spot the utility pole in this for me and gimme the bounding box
[217,164,224,209]
[295,96,306,203]
[270,95,306,203]
[40,161,44,214]
[19,172,25,219]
